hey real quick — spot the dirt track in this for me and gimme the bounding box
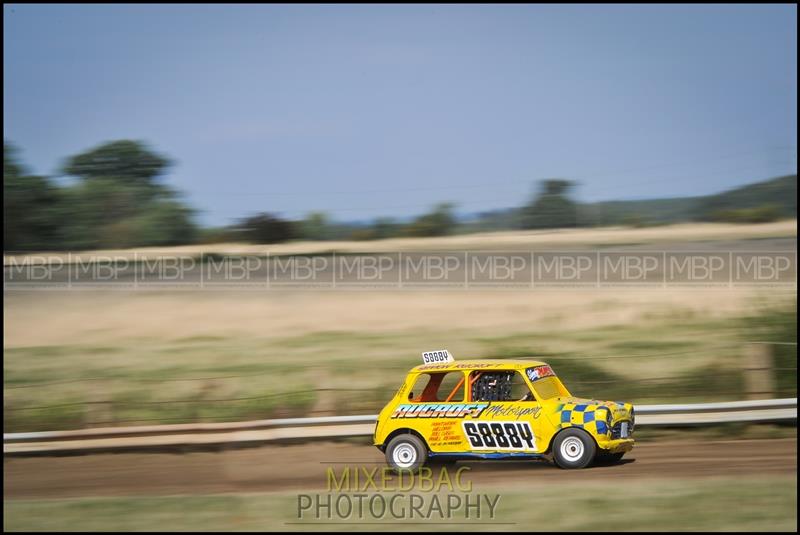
[4,437,796,499]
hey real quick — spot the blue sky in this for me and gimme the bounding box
[4,4,797,226]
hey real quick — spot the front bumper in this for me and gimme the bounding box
[597,438,635,454]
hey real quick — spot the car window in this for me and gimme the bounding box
[437,371,465,401]
[408,371,465,402]
[525,365,569,400]
[531,377,563,400]
[470,370,537,402]
[470,371,512,401]
[510,371,536,401]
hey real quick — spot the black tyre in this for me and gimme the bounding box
[385,434,428,472]
[552,428,596,469]
[595,451,625,465]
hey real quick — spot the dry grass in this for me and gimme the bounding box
[3,287,787,349]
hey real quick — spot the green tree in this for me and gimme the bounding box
[348,218,402,241]
[371,217,401,239]
[520,179,579,229]
[100,199,197,248]
[59,140,197,248]
[403,203,456,237]
[299,211,331,240]
[238,213,294,244]
[63,140,170,188]
[5,139,196,250]
[3,142,63,251]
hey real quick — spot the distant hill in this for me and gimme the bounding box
[581,174,797,226]
[463,174,797,229]
[578,196,704,226]
[694,174,797,221]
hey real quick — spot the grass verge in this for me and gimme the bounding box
[4,476,796,531]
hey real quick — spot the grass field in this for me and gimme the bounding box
[4,476,796,531]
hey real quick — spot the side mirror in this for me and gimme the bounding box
[408,391,414,400]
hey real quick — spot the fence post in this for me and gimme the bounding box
[743,343,775,400]
[310,381,338,416]
[85,398,112,428]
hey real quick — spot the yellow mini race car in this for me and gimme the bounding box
[374,350,635,470]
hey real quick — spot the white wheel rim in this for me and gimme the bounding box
[392,443,417,468]
[560,437,584,462]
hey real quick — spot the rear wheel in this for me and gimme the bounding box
[552,428,596,469]
[385,434,428,472]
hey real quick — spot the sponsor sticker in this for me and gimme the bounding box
[391,403,488,419]
[526,365,555,382]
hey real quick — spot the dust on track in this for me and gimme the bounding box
[4,438,796,499]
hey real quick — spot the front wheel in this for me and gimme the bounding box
[552,428,597,469]
[385,434,428,472]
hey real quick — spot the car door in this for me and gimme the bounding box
[463,369,548,454]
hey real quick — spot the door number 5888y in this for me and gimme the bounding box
[462,421,536,451]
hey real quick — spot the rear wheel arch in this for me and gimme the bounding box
[384,432,429,472]
[381,428,429,452]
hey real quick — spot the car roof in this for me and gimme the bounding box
[410,359,549,373]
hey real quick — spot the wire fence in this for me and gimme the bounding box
[5,342,776,390]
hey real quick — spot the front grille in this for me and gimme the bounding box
[611,421,633,439]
